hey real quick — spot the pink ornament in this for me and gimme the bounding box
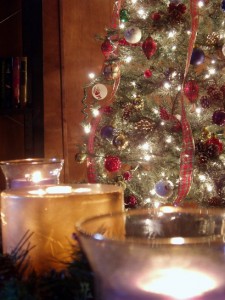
[142,37,157,60]
[144,69,152,78]
[184,80,199,102]
[104,156,121,172]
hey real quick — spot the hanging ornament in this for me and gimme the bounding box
[101,106,113,115]
[133,95,144,110]
[184,80,199,103]
[134,118,155,132]
[151,12,161,21]
[113,134,128,150]
[100,125,114,139]
[92,84,108,100]
[120,9,129,22]
[155,180,174,199]
[212,110,225,126]
[206,32,220,46]
[104,156,121,172]
[221,0,225,12]
[142,36,157,60]
[144,69,152,78]
[123,171,132,181]
[124,195,137,208]
[124,27,142,44]
[102,62,120,80]
[75,152,87,163]
[101,38,115,58]
[200,96,211,109]
[190,48,205,66]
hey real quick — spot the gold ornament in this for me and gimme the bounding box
[75,152,87,163]
[103,62,120,80]
[206,32,220,46]
[113,134,129,150]
[134,118,155,132]
[201,128,210,140]
[132,95,144,110]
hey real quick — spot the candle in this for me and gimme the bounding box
[0,158,64,189]
[1,183,124,275]
[76,207,225,300]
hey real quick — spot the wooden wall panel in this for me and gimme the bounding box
[42,0,64,180]
[59,0,114,183]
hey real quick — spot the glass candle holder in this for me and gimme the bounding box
[0,158,64,189]
[1,183,124,275]
[76,207,225,300]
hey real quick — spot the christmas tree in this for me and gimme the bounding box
[76,0,225,209]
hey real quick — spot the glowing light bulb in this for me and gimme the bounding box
[199,174,206,182]
[83,123,91,134]
[120,23,125,29]
[141,143,150,150]
[208,68,216,75]
[166,136,172,143]
[168,30,176,38]
[172,46,176,51]
[88,73,95,79]
[125,56,132,63]
[164,82,171,89]
[92,109,99,117]
[206,184,213,192]
[198,1,204,7]
[144,155,151,161]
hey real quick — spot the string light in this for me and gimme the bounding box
[125,56,132,63]
[88,73,95,79]
[83,123,91,134]
[198,1,204,7]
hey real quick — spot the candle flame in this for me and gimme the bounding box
[139,267,218,299]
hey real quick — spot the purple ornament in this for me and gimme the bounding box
[100,125,114,139]
[212,110,225,126]
[190,48,205,66]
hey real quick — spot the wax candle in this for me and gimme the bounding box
[0,158,64,189]
[1,184,124,275]
[76,208,225,300]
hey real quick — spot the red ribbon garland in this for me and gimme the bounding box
[87,0,123,182]
[173,0,199,205]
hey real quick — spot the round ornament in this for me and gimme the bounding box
[113,134,128,150]
[75,152,87,163]
[102,63,120,80]
[142,36,157,60]
[144,69,152,78]
[155,180,174,198]
[124,27,142,44]
[100,125,114,139]
[190,48,205,66]
[212,110,225,126]
[92,84,108,100]
[120,9,129,22]
[123,171,132,181]
[104,155,121,172]
[221,0,225,11]
[101,38,115,58]
[184,80,199,102]
[206,136,223,154]
[124,195,137,208]
[151,12,161,21]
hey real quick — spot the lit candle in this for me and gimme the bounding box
[94,248,225,300]
[0,158,64,189]
[1,183,124,275]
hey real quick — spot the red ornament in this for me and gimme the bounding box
[104,156,121,172]
[125,195,137,208]
[142,37,157,60]
[100,106,113,114]
[159,107,170,120]
[123,171,132,181]
[151,12,161,21]
[101,38,115,58]
[144,69,152,78]
[184,80,199,102]
[206,137,223,154]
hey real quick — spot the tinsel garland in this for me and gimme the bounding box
[0,237,94,300]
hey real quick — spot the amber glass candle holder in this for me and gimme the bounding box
[1,183,124,275]
[77,207,225,300]
[0,158,64,189]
